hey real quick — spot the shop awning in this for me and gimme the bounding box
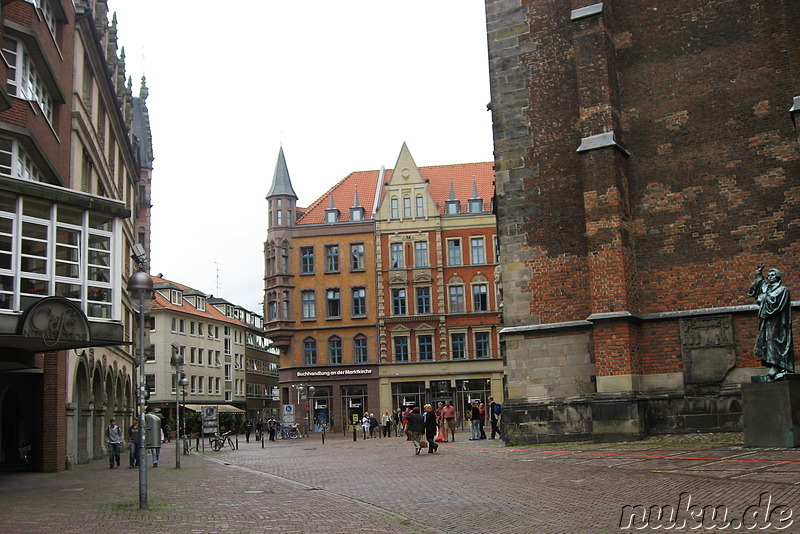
[184,404,245,414]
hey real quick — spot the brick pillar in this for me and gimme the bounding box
[572,2,641,389]
[42,350,66,472]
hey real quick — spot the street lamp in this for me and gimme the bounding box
[127,260,153,510]
[170,343,184,468]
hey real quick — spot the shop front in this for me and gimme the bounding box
[281,365,380,434]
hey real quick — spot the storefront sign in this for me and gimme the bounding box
[297,368,372,377]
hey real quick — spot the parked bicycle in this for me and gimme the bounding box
[280,424,300,439]
[209,431,235,451]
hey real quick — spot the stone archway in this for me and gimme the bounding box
[73,360,91,464]
[91,366,105,460]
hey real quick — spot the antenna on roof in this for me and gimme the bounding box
[215,262,222,296]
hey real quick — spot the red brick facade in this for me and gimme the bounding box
[486,0,799,441]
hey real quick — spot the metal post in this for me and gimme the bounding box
[137,290,148,509]
[175,364,181,468]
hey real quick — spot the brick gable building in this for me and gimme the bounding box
[265,144,503,431]
[485,0,799,442]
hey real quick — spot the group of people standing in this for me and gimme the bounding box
[398,397,502,455]
[105,417,164,469]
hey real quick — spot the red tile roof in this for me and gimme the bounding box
[149,275,243,327]
[297,161,494,225]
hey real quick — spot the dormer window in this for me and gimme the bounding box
[468,199,483,213]
[170,289,182,305]
[446,200,460,214]
[325,209,339,223]
[350,207,364,221]
[196,296,206,311]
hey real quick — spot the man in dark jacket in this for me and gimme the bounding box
[405,406,425,455]
[423,404,439,453]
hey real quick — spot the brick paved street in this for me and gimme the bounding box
[1,430,799,533]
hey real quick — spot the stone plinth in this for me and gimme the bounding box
[742,377,800,448]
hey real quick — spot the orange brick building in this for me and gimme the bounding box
[264,144,503,431]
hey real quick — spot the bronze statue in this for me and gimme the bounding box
[747,265,794,380]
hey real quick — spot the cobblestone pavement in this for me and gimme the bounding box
[1,430,799,533]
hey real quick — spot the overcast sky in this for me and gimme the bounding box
[108,1,494,314]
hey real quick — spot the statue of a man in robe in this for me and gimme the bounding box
[748,265,794,381]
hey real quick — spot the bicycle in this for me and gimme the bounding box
[280,424,299,439]
[210,431,235,451]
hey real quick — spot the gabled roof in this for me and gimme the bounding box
[297,161,494,225]
[150,275,255,329]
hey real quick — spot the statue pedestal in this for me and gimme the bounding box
[742,376,800,448]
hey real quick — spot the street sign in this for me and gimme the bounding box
[282,404,295,425]
[202,405,219,434]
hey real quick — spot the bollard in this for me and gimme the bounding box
[261,434,264,448]
[321,428,325,445]
[352,426,357,442]
[235,436,238,450]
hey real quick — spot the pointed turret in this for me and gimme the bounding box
[267,147,297,198]
[266,147,298,228]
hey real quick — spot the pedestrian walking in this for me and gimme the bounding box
[441,401,457,442]
[382,410,392,438]
[479,402,487,439]
[404,406,425,455]
[369,413,379,438]
[244,420,253,443]
[255,419,263,441]
[423,404,439,453]
[150,427,164,467]
[106,419,123,468]
[128,417,140,468]
[469,400,481,440]
[164,422,171,443]
[267,417,277,442]
[488,396,502,439]
[362,413,371,439]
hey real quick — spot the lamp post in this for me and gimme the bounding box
[127,266,153,510]
[170,344,184,468]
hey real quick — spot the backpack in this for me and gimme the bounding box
[493,402,502,416]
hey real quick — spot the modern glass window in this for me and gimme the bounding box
[451,333,466,359]
[475,331,490,358]
[300,246,314,274]
[354,335,368,363]
[418,334,433,361]
[328,336,342,364]
[303,338,317,365]
[416,195,425,217]
[473,283,489,312]
[326,288,341,318]
[352,287,366,316]
[415,286,431,315]
[403,197,412,218]
[390,197,399,219]
[470,237,486,265]
[301,290,316,319]
[0,196,119,318]
[350,243,365,271]
[414,241,428,268]
[394,336,409,362]
[390,243,404,269]
[391,288,406,315]
[447,239,462,266]
[325,245,339,272]
[448,285,465,313]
